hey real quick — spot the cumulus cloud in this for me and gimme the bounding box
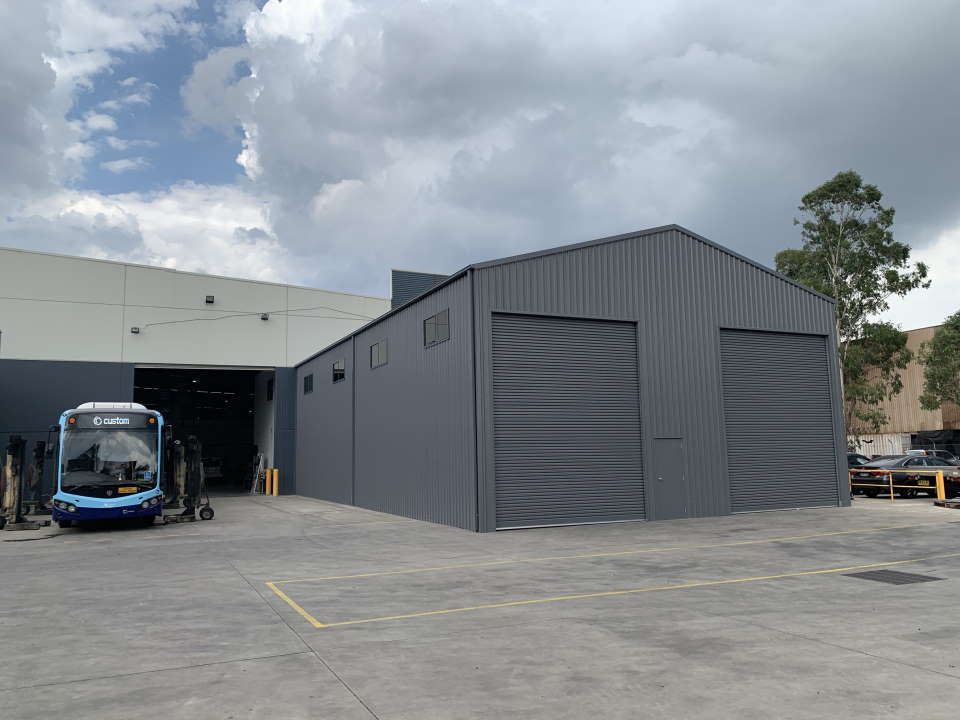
[177,0,960,298]
[2,0,958,320]
[3,183,292,281]
[0,1,196,207]
[83,112,118,132]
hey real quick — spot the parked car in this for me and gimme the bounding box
[851,455,960,498]
[905,449,959,462]
[847,453,872,467]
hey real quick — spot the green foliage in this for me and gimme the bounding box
[775,170,929,434]
[843,322,912,433]
[919,310,960,410]
[775,170,929,343]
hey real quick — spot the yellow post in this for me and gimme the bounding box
[272,468,280,497]
[264,469,272,496]
[936,471,945,501]
[888,470,895,502]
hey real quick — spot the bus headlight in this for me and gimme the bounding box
[149,497,159,506]
[67,504,77,513]
[54,500,66,510]
[141,501,151,509]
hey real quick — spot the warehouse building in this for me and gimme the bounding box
[296,225,848,531]
[850,324,960,457]
[0,246,389,492]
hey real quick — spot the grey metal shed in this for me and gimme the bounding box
[295,225,847,531]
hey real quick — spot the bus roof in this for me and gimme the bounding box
[76,402,148,411]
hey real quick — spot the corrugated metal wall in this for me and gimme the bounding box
[473,227,845,531]
[296,338,355,503]
[391,270,449,309]
[353,275,476,529]
[858,326,947,434]
[295,275,477,529]
[720,330,839,511]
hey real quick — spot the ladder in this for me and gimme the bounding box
[250,453,266,495]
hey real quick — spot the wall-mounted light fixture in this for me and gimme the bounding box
[205,295,215,304]
[260,313,270,321]
[130,327,141,334]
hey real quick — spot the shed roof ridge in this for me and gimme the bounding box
[470,224,835,305]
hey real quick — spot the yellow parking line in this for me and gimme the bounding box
[272,521,945,585]
[315,550,960,629]
[265,581,327,629]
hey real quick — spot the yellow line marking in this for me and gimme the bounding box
[314,550,960,628]
[265,581,327,628]
[272,522,945,584]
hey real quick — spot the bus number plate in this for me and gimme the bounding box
[918,479,930,487]
[118,487,138,494]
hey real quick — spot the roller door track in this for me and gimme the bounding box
[492,314,645,528]
[720,329,840,512]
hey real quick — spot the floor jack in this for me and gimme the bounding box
[1,435,51,532]
[162,436,214,524]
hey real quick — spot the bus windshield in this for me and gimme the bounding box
[61,428,158,492]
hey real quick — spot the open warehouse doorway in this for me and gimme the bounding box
[133,367,276,492]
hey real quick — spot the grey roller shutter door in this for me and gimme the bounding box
[492,314,645,528]
[720,329,839,512]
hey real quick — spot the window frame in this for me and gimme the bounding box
[370,339,388,369]
[303,373,314,395]
[423,308,450,348]
[332,358,346,384]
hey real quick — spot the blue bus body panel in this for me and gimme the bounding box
[51,488,164,521]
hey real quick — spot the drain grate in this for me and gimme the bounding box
[845,570,943,585]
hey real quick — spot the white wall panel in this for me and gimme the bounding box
[123,265,286,313]
[0,248,124,304]
[120,305,287,366]
[0,298,123,361]
[0,247,388,367]
[253,370,276,466]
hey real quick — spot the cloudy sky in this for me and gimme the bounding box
[1,0,957,326]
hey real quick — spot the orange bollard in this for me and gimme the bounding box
[264,469,273,496]
[272,468,279,497]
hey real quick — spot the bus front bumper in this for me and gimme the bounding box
[52,502,162,522]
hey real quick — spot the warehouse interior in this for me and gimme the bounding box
[133,368,273,491]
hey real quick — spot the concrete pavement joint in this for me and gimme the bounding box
[0,650,313,693]
[703,606,960,683]
[226,559,382,720]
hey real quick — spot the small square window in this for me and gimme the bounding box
[370,339,388,369]
[303,373,314,394]
[424,309,450,347]
[332,359,346,383]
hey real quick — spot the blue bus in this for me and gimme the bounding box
[52,402,164,528]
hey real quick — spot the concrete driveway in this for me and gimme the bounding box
[2,495,959,719]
